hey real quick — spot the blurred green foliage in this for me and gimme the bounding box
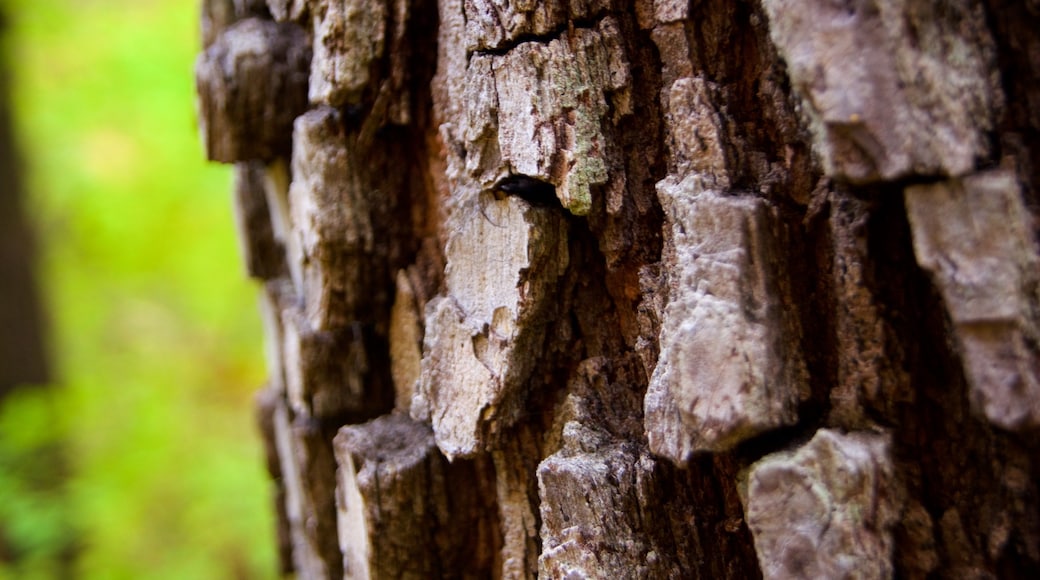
[0,0,276,577]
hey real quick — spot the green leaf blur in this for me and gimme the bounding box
[1,0,276,578]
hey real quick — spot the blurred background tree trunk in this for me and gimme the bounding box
[0,8,72,574]
[0,8,48,396]
[197,1,1040,577]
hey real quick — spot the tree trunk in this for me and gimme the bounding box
[195,1,1040,577]
[1,8,49,395]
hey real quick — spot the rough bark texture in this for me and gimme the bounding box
[198,0,1040,577]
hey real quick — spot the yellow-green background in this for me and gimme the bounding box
[0,0,276,577]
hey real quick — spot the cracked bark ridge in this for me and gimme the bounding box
[414,196,568,459]
[741,429,900,580]
[663,76,731,190]
[308,0,386,107]
[232,162,289,280]
[463,17,632,216]
[272,396,343,579]
[462,0,614,51]
[538,359,682,577]
[260,273,386,421]
[905,169,1040,430]
[646,0,815,204]
[280,304,379,419]
[307,0,413,125]
[333,414,498,579]
[538,442,664,577]
[763,0,1000,184]
[195,17,311,162]
[289,107,378,331]
[491,426,543,579]
[646,175,807,460]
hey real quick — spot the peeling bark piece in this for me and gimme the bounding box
[233,162,288,280]
[289,107,375,331]
[462,0,614,51]
[389,270,422,412]
[414,298,495,453]
[334,414,496,579]
[281,305,388,419]
[195,18,311,162]
[905,170,1040,430]
[646,175,807,461]
[741,429,900,580]
[272,398,343,580]
[763,0,998,183]
[415,196,568,459]
[309,0,387,107]
[464,18,631,216]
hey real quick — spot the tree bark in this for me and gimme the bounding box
[196,1,1040,577]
